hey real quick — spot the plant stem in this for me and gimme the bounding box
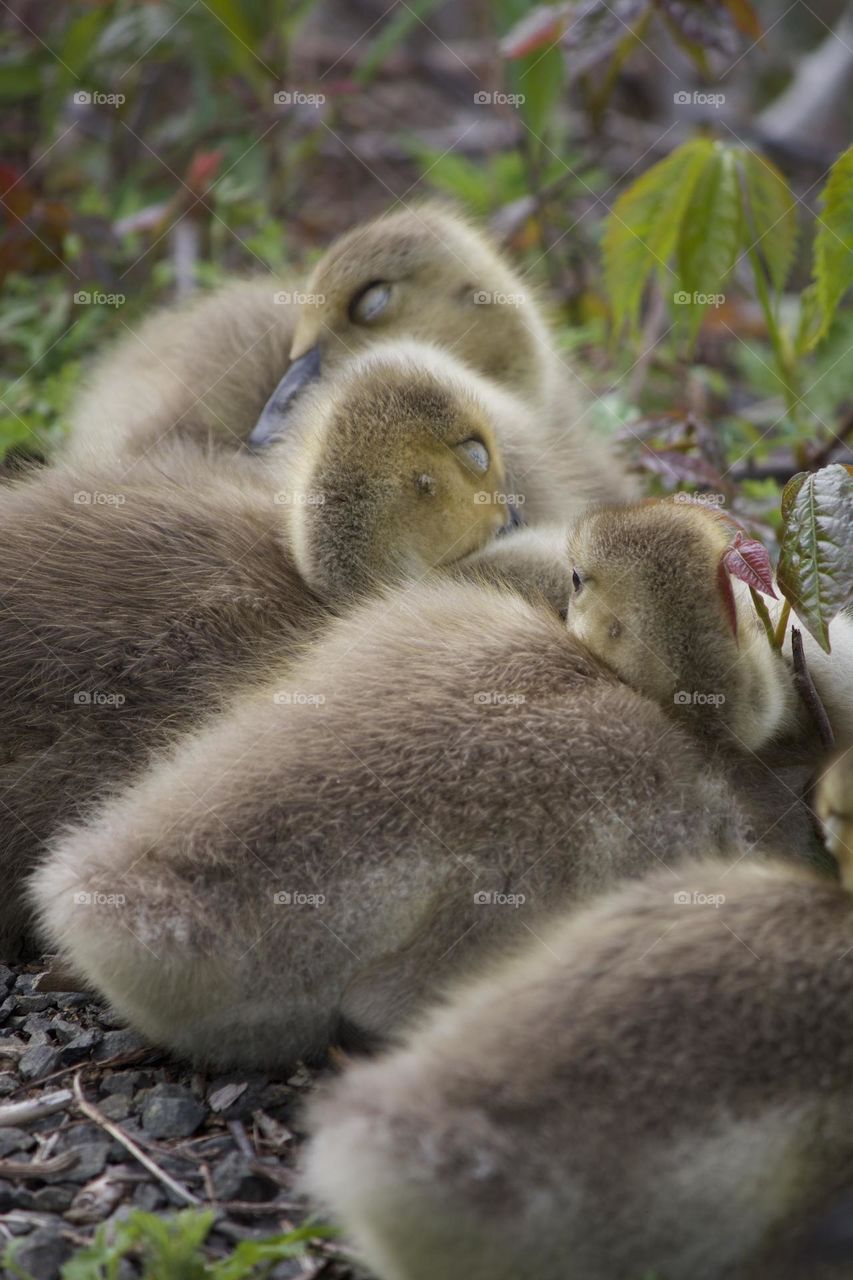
[749,587,776,646]
[772,598,792,649]
[744,238,805,431]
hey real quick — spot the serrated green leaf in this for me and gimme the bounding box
[676,144,741,340]
[777,464,853,652]
[794,281,822,356]
[812,144,853,344]
[603,137,714,336]
[738,149,797,294]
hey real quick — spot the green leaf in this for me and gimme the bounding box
[811,144,853,344]
[676,144,741,340]
[603,136,714,336]
[356,0,444,84]
[513,41,565,141]
[738,149,797,294]
[777,464,853,652]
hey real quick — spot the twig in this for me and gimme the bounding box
[791,627,836,751]
[0,1089,72,1127]
[0,1151,79,1179]
[749,588,776,647]
[72,1073,201,1206]
[773,599,792,650]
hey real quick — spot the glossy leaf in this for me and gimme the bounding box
[677,144,741,340]
[777,464,853,652]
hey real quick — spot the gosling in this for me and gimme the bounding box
[303,753,853,1280]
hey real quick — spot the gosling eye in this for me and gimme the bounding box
[455,438,490,474]
[572,569,584,593]
[349,281,392,324]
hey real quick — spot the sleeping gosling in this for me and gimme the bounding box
[0,341,528,956]
[303,753,853,1280]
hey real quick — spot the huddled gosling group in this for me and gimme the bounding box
[3,201,851,1279]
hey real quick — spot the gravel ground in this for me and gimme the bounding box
[0,959,357,1278]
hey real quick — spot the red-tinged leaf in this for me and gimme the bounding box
[500,5,566,59]
[716,557,739,639]
[185,149,224,196]
[723,530,777,598]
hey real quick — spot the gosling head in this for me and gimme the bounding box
[566,500,792,750]
[270,339,523,601]
[250,203,552,447]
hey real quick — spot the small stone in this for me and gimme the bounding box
[19,1043,61,1080]
[14,972,39,993]
[49,1142,109,1184]
[0,994,15,1023]
[0,1128,36,1157]
[22,1012,53,1036]
[16,994,52,1014]
[95,1028,149,1060]
[132,1182,165,1212]
[0,1179,14,1212]
[210,1150,278,1203]
[102,1069,145,1095]
[98,1093,131,1121]
[7,1223,71,1279]
[51,1019,83,1043]
[0,1071,17,1095]
[0,964,14,991]
[28,1184,77,1212]
[141,1083,206,1139]
[61,1028,102,1063]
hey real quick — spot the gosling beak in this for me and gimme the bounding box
[497,498,525,536]
[248,345,322,449]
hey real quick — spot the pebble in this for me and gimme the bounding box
[6,1223,71,1280]
[98,1093,131,1121]
[141,1083,206,1139]
[95,1028,149,1060]
[61,1027,103,1063]
[0,1127,36,1156]
[211,1150,279,1203]
[19,1043,62,1080]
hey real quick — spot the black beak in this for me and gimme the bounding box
[248,345,322,450]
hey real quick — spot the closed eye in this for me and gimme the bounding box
[349,281,392,324]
